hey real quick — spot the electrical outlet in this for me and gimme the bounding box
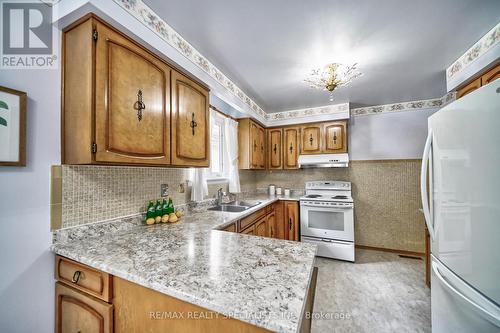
[160,184,169,197]
[178,183,185,193]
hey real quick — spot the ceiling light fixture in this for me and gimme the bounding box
[304,63,362,101]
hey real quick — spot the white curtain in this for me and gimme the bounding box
[190,168,208,201]
[223,117,241,192]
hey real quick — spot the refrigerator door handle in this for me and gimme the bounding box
[432,260,500,328]
[421,129,436,240]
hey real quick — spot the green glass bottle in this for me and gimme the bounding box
[154,199,163,223]
[146,201,155,219]
[162,198,169,217]
[167,197,174,214]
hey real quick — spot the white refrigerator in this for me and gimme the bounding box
[421,79,500,332]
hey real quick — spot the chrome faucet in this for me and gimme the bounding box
[216,188,225,206]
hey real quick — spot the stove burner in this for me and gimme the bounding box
[332,195,348,199]
[305,194,322,198]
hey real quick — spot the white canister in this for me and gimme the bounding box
[284,188,291,196]
[276,187,282,195]
[269,185,276,196]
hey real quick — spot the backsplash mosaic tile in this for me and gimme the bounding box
[58,166,259,229]
[61,165,192,228]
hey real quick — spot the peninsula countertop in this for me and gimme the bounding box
[51,195,316,333]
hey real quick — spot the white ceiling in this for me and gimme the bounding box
[145,0,500,112]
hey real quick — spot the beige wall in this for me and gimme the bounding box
[248,160,425,253]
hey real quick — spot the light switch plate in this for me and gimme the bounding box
[161,184,169,197]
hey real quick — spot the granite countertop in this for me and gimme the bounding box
[51,195,316,333]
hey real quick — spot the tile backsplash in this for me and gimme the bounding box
[59,165,191,228]
[53,166,259,229]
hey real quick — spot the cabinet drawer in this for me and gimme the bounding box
[55,255,112,302]
[239,208,267,231]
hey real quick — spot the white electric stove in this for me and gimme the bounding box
[300,181,355,262]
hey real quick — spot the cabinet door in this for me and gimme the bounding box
[267,212,276,238]
[274,201,286,239]
[249,122,260,168]
[323,121,347,153]
[284,201,299,241]
[284,127,299,169]
[267,129,283,169]
[457,78,481,99]
[481,63,500,86]
[171,71,209,166]
[241,225,255,235]
[56,282,113,333]
[95,22,171,165]
[258,126,266,168]
[301,125,321,154]
[255,216,268,237]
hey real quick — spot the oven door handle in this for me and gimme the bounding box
[300,204,353,209]
[320,238,352,245]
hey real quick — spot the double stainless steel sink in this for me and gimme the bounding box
[208,201,261,212]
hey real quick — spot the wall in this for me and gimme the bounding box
[0,71,60,331]
[349,108,438,160]
[251,160,425,253]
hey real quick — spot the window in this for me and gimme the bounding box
[207,111,225,179]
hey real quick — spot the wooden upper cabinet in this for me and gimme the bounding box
[481,63,500,86]
[284,127,300,169]
[456,63,500,100]
[238,118,265,169]
[267,128,283,169]
[300,125,321,154]
[323,121,347,153]
[457,78,481,99]
[171,71,210,167]
[62,14,209,167]
[258,126,266,168]
[94,21,171,165]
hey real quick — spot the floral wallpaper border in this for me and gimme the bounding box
[266,103,349,121]
[114,0,267,121]
[351,92,456,117]
[114,0,458,121]
[447,22,500,80]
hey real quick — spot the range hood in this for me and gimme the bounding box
[298,153,349,168]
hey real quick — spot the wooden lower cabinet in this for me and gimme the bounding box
[284,201,299,241]
[232,201,298,241]
[267,212,276,238]
[223,222,237,232]
[241,224,256,235]
[254,216,268,237]
[274,201,286,240]
[55,282,113,333]
[113,277,270,333]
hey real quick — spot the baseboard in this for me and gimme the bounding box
[355,244,425,257]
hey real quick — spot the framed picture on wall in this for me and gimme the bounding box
[0,86,27,166]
